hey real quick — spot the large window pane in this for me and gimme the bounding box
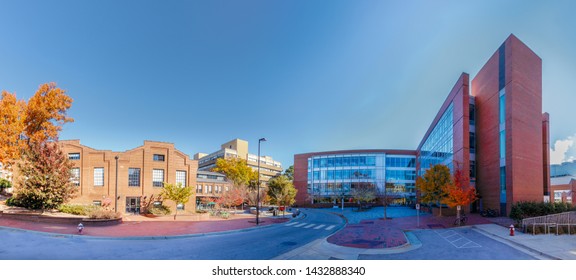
[129,168,141,187]
[94,167,104,186]
[153,169,164,187]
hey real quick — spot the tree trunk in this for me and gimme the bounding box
[174,202,178,220]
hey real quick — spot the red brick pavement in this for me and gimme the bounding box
[327,214,494,249]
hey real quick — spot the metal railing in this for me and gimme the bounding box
[521,211,576,235]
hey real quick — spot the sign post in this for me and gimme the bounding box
[416,203,420,227]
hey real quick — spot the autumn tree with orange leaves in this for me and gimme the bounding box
[442,168,478,213]
[0,83,73,167]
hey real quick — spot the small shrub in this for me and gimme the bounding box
[5,197,23,207]
[87,209,122,219]
[220,211,230,219]
[148,205,171,215]
[58,204,99,216]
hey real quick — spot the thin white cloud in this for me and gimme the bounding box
[550,135,575,164]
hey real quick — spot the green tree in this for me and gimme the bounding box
[350,183,377,211]
[283,165,294,181]
[13,142,77,211]
[267,175,297,216]
[212,157,259,205]
[416,164,452,216]
[0,177,12,194]
[213,158,258,189]
[160,182,193,220]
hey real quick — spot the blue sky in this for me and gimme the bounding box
[1,0,575,168]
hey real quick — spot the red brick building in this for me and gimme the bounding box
[60,140,198,213]
[294,35,550,215]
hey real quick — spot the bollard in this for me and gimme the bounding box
[77,223,84,235]
[509,224,515,236]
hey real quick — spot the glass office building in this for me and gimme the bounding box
[305,152,416,205]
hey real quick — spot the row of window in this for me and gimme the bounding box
[311,156,377,168]
[70,168,187,187]
[307,182,416,196]
[196,184,229,194]
[68,153,167,162]
[311,169,378,181]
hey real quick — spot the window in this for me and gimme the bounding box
[207,185,213,193]
[153,154,165,162]
[128,168,141,187]
[94,167,104,186]
[177,203,185,210]
[153,169,164,187]
[70,168,80,186]
[197,185,203,193]
[176,170,187,186]
[93,201,102,206]
[68,153,80,160]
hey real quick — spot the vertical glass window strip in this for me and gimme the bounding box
[153,169,164,187]
[500,166,506,202]
[94,167,104,186]
[500,131,506,159]
[70,168,80,186]
[499,93,506,125]
[128,168,141,187]
[176,170,187,186]
[470,132,476,153]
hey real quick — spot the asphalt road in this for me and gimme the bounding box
[0,209,345,260]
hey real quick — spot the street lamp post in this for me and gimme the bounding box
[114,155,119,212]
[256,137,266,225]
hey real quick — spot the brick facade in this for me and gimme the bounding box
[60,140,198,213]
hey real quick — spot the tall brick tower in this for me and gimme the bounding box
[472,34,548,215]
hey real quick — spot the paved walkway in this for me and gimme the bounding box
[0,213,290,237]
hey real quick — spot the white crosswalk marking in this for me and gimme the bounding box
[283,222,336,230]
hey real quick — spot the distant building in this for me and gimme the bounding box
[550,176,575,204]
[551,160,576,177]
[59,140,198,213]
[195,170,232,206]
[194,138,283,183]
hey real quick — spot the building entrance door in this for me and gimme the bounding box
[126,197,141,214]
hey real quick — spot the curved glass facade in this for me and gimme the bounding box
[307,153,416,204]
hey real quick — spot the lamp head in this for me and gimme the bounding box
[259,138,267,142]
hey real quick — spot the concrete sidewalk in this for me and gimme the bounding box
[473,223,576,260]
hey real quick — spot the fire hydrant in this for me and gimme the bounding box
[77,223,84,235]
[509,224,515,236]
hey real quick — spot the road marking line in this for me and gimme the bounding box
[325,225,335,230]
[314,225,326,230]
[304,224,316,229]
[285,222,299,226]
[293,223,307,228]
